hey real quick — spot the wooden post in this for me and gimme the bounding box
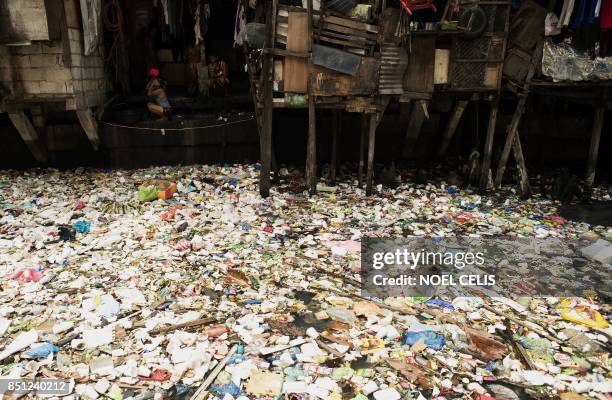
[8,111,48,162]
[259,0,277,197]
[493,40,542,191]
[243,42,278,181]
[585,106,604,196]
[438,100,468,157]
[330,110,340,185]
[76,108,101,150]
[365,113,378,195]
[358,114,367,187]
[402,100,427,158]
[305,0,317,195]
[494,95,526,188]
[511,132,530,195]
[479,98,499,190]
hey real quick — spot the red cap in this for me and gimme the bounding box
[148,67,160,78]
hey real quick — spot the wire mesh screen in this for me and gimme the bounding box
[449,2,508,89]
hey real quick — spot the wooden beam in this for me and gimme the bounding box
[402,100,428,158]
[330,110,340,185]
[494,95,526,188]
[365,97,390,195]
[306,94,317,194]
[243,42,278,182]
[259,0,278,198]
[305,0,317,195]
[438,100,468,157]
[511,131,530,195]
[585,107,604,196]
[365,113,377,195]
[358,114,367,187]
[8,111,48,162]
[479,98,499,190]
[76,108,100,150]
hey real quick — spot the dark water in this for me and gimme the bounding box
[559,201,612,227]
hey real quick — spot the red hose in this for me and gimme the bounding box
[103,0,124,62]
[102,0,123,33]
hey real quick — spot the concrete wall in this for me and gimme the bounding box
[0,0,51,42]
[0,0,107,111]
[63,0,107,108]
[5,41,72,96]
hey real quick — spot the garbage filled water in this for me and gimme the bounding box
[0,164,610,399]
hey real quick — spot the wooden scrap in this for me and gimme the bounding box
[190,344,238,400]
[385,357,433,389]
[225,269,251,287]
[316,338,344,357]
[465,327,508,360]
[149,317,216,335]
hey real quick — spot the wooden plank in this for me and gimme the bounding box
[438,100,468,156]
[8,111,48,162]
[434,49,450,84]
[322,21,379,40]
[285,12,309,93]
[190,345,238,400]
[326,15,378,33]
[403,36,436,93]
[584,107,604,196]
[319,29,376,45]
[318,35,370,49]
[479,98,499,190]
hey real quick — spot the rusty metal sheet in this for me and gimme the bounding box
[312,57,379,96]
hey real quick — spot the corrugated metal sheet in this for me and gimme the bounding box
[379,44,408,94]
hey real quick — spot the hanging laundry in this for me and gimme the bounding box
[234,2,247,46]
[557,0,575,27]
[586,0,599,23]
[601,0,612,28]
[161,0,170,26]
[195,0,204,45]
[570,0,587,28]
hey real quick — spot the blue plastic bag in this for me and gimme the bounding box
[402,331,446,350]
[25,343,59,359]
[73,220,91,234]
[210,381,241,398]
[426,299,455,310]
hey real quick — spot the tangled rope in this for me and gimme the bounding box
[102,0,124,62]
[102,0,123,33]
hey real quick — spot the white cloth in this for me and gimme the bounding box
[557,0,575,27]
[234,2,246,46]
